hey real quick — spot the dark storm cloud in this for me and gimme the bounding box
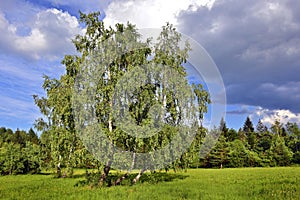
[226,82,300,111]
[178,0,300,113]
[226,108,252,115]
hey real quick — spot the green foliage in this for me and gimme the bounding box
[0,142,41,175]
[27,128,39,145]
[219,117,228,137]
[0,128,41,175]
[227,140,248,167]
[293,151,300,164]
[256,131,273,152]
[205,135,228,168]
[197,118,299,168]
[243,116,254,134]
[22,142,42,174]
[268,136,293,166]
[224,128,238,142]
[256,119,268,133]
[271,120,286,137]
[0,143,23,175]
[185,127,207,168]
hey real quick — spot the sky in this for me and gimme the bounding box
[0,0,300,131]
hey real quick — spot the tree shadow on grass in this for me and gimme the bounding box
[71,173,88,179]
[75,171,189,187]
[37,172,52,175]
[138,172,189,184]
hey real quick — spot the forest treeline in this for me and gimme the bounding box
[1,117,299,175]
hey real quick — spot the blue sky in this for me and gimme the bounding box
[0,0,300,131]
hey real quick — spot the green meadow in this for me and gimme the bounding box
[0,167,299,200]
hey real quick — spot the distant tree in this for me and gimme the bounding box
[237,128,246,142]
[242,117,257,150]
[184,127,207,168]
[0,127,42,175]
[0,127,6,134]
[3,128,13,143]
[285,122,300,164]
[286,122,300,138]
[6,128,13,135]
[0,127,5,147]
[268,136,293,166]
[38,130,52,170]
[206,135,228,168]
[271,120,286,137]
[227,139,248,167]
[256,131,273,152]
[256,119,267,133]
[13,129,27,147]
[243,116,254,134]
[246,150,262,167]
[293,152,300,164]
[27,128,39,145]
[22,141,42,174]
[248,132,258,150]
[225,128,238,142]
[219,117,228,136]
[0,143,23,175]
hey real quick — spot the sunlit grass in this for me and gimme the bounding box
[0,167,299,199]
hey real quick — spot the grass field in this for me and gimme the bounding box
[0,167,299,200]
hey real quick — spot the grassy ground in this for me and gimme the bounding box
[0,167,299,200]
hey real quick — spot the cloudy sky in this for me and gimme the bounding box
[0,0,299,131]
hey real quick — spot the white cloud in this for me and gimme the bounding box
[0,8,83,60]
[103,0,215,28]
[252,107,300,126]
